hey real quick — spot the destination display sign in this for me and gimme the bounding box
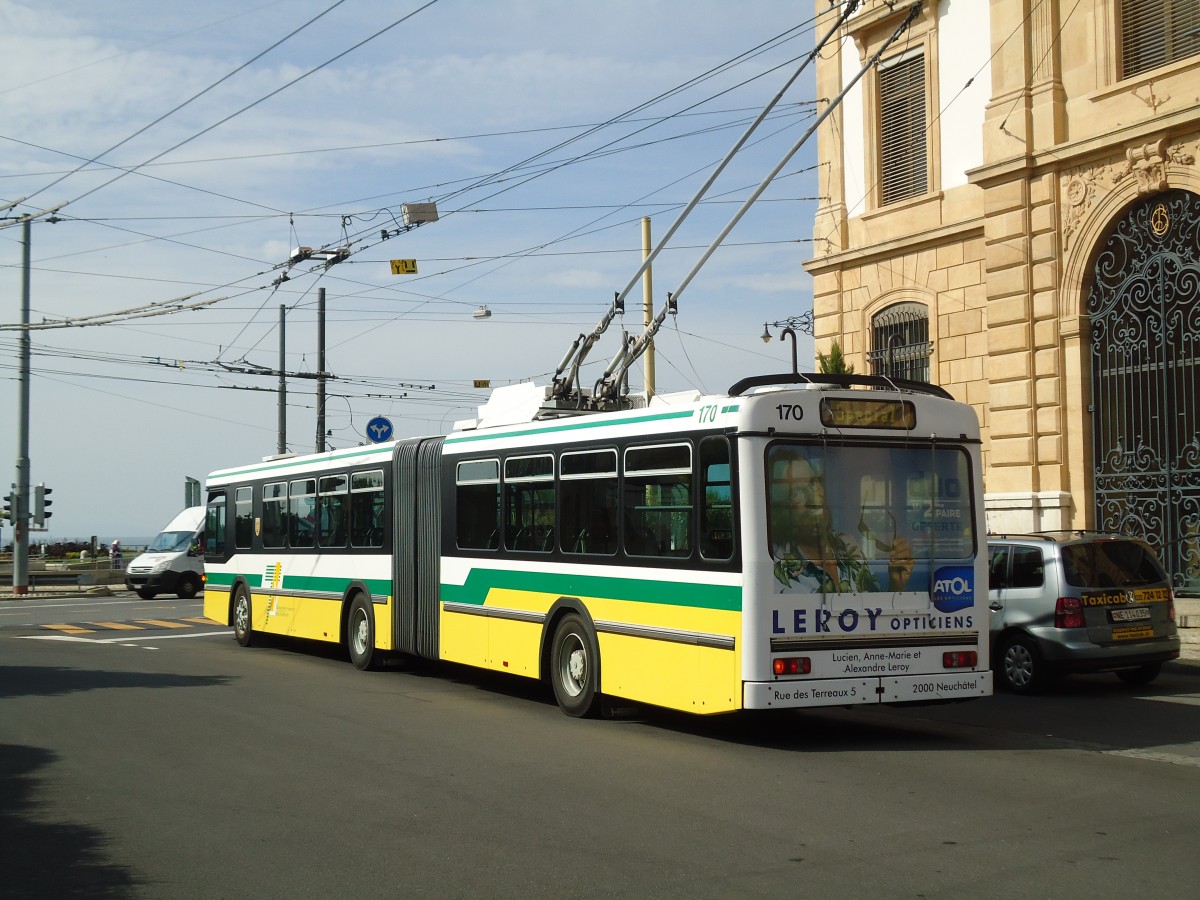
[819,398,916,430]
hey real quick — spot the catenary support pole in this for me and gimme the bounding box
[12,219,31,594]
[642,217,654,400]
[278,304,286,454]
[316,288,326,453]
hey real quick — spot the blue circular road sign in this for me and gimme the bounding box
[366,416,394,443]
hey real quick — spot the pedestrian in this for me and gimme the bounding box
[110,538,122,570]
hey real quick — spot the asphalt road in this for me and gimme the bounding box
[2,593,1200,898]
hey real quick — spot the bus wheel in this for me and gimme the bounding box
[176,573,200,599]
[347,595,375,671]
[136,589,156,600]
[550,613,601,717]
[233,586,253,647]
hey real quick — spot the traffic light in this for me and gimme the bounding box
[1,489,11,522]
[33,483,52,527]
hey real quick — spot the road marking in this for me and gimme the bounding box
[87,621,143,630]
[1134,693,1200,707]
[19,630,231,643]
[134,619,190,629]
[40,623,94,634]
[1104,748,1200,768]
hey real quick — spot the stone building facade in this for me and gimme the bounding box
[804,0,1200,588]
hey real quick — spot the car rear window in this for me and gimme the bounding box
[1060,540,1166,588]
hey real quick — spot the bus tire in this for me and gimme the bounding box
[176,572,200,599]
[550,613,601,717]
[233,585,253,647]
[347,595,375,671]
[136,589,156,600]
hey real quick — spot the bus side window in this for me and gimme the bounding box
[289,479,316,548]
[456,459,500,551]
[504,455,554,553]
[623,443,692,559]
[350,470,385,549]
[561,449,617,556]
[234,486,253,550]
[318,474,349,548]
[205,491,227,562]
[262,482,287,549]
[699,436,733,560]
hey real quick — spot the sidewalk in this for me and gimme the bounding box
[1173,596,1200,667]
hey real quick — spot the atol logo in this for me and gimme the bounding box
[932,565,974,613]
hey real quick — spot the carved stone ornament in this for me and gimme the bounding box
[1060,137,1198,252]
[1126,139,1168,196]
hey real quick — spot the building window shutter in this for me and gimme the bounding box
[1120,0,1200,78]
[869,302,931,383]
[878,51,927,206]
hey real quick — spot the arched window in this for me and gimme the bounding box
[869,302,931,382]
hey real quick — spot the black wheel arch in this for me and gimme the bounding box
[340,580,378,643]
[540,597,597,681]
[227,577,252,627]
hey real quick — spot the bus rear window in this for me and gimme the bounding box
[768,442,973,594]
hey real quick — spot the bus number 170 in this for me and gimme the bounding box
[775,404,804,421]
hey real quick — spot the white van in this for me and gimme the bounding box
[124,506,206,600]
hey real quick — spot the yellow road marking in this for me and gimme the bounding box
[135,619,190,629]
[87,621,143,630]
[183,617,219,625]
[41,624,94,634]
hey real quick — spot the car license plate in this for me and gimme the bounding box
[1110,607,1151,622]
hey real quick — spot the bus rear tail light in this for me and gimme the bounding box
[1055,597,1085,629]
[942,650,977,669]
[773,657,811,676]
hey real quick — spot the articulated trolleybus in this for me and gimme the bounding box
[203,372,991,717]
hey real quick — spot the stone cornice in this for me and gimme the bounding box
[803,217,984,276]
[967,107,1200,188]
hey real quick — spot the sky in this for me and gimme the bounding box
[0,0,826,543]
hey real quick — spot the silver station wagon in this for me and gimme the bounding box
[987,532,1180,693]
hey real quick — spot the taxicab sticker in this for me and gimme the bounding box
[1080,587,1169,607]
[1111,625,1156,641]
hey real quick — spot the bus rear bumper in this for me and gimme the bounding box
[744,670,992,710]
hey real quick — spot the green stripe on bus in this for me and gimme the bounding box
[441,568,741,611]
[283,574,392,595]
[444,408,698,444]
[203,570,389,595]
[208,445,393,480]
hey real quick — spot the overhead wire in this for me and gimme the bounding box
[1,7,830,429]
[15,0,443,217]
[18,0,354,208]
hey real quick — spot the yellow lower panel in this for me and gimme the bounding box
[440,606,489,667]
[288,594,341,643]
[599,632,740,714]
[255,592,294,636]
[202,588,228,625]
[373,602,393,651]
[487,616,541,677]
[439,610,542,677]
